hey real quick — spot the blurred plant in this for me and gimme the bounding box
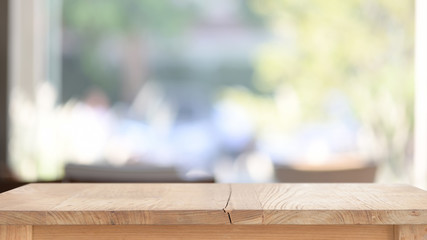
[222,0,414,179]
[62,0,195,103]
[63,0,194,36]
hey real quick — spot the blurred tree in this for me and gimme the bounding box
[224,0,414,179]
[62,0,194,103]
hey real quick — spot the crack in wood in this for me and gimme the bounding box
[222,184,233,224]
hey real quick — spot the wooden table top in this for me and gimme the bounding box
[0,183,426,225]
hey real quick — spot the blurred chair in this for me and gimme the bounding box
[275,161,377,183]
[64,163,214,183]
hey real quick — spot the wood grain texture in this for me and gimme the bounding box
[33,225,393,240]
[0,184,230,225]
[394,225,427,240]
[228,184,427,225]
[0,225,32,240]
[1,183,427,225]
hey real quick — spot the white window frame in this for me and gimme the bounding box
[414,0,427,189]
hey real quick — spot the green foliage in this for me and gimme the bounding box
[63,0,193,35]
[61,0,195,103]
[225,0,414,176]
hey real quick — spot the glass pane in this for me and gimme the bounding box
[9,0,414,183]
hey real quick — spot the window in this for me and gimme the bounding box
[8,0,418,184]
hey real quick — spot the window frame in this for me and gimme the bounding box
[0,0,10,180]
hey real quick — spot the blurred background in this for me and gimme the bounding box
[1,0,426,190]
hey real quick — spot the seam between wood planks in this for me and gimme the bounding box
[223,184,232,224]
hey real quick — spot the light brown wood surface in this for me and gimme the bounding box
[0,183,427,225]
[32,225,393,240]
[0,184,230,225]
[0,225,32,240]
[394,225,427,240]
[227,184,427,225]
